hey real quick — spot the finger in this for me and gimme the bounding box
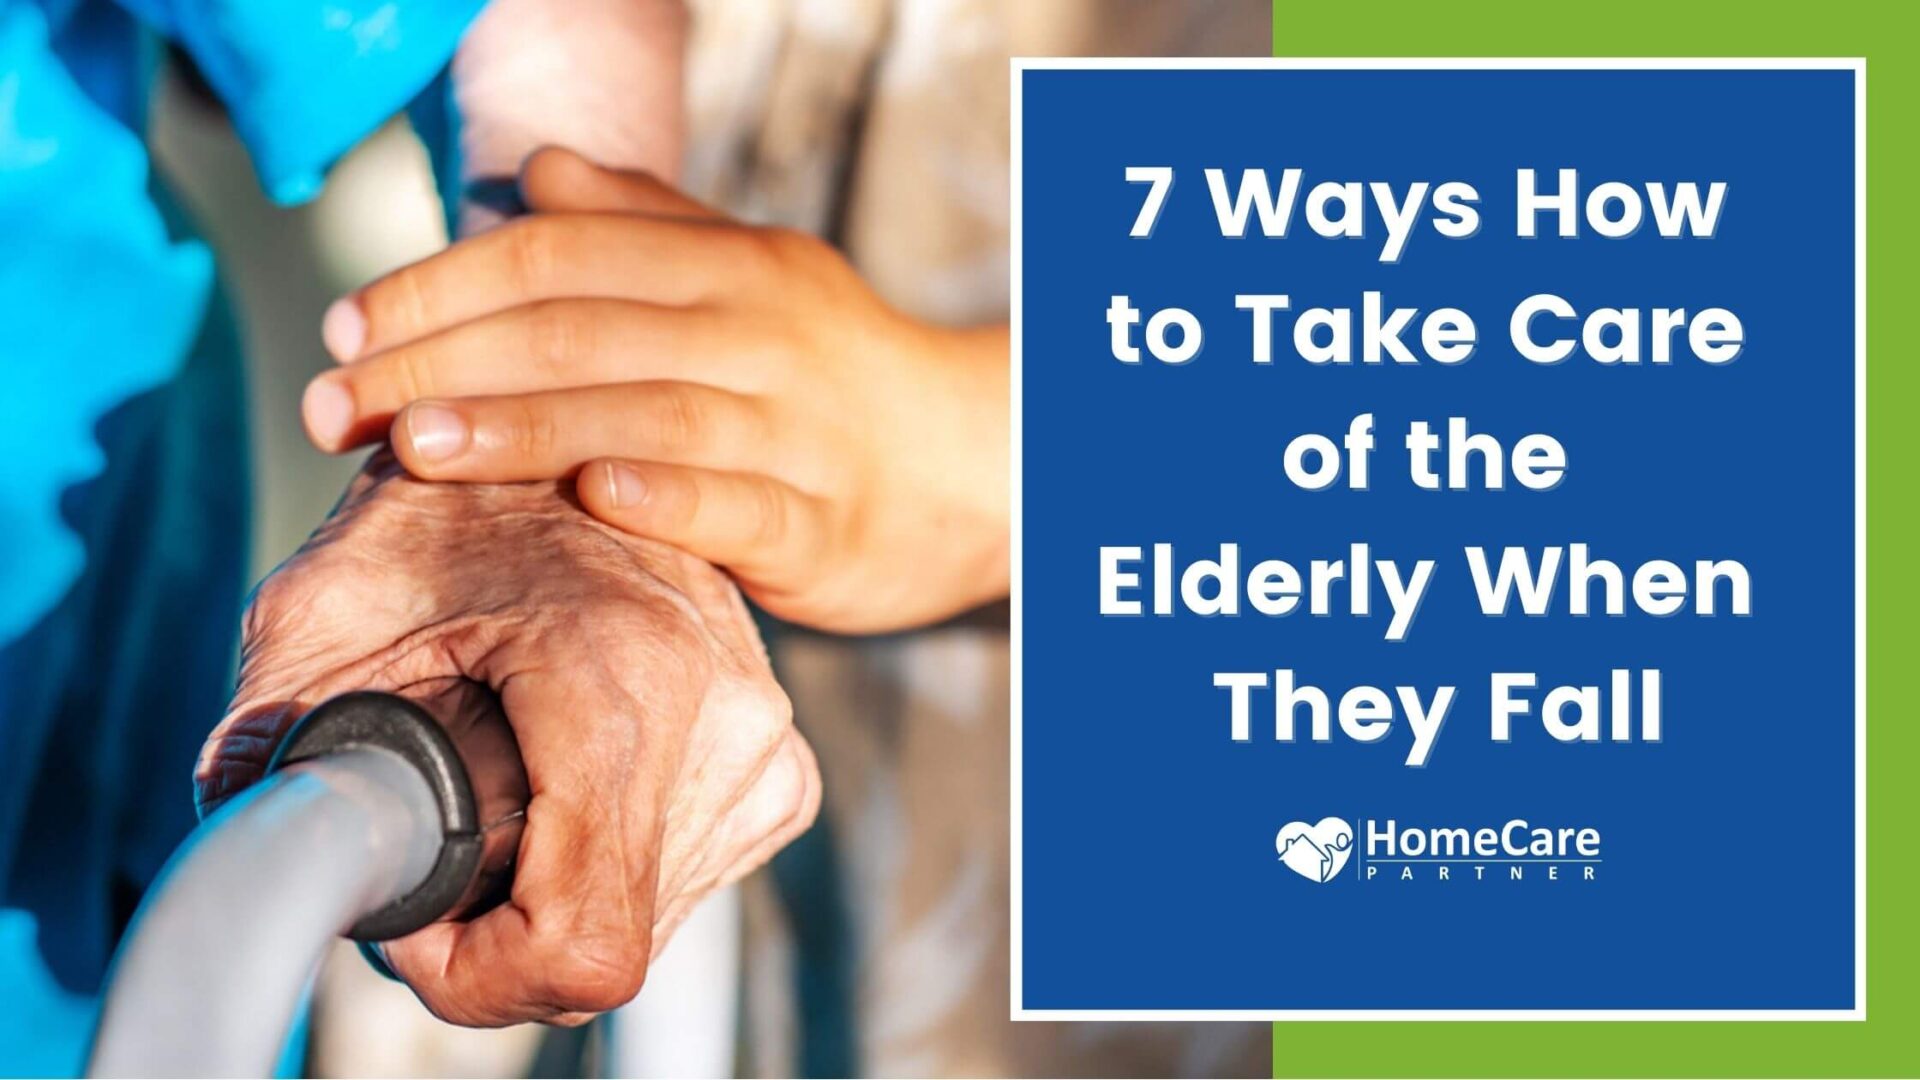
[519,146,722,219]
[382,794,658,1027]
[302,300,764,452]
[650,702,802,903]
[193,702,300,815]
[577,459,827,581]
[648,730,817,948]
[322,213,752,361]
[389,383,784,483]
[713,730,821,886]
[382,663,677,1026]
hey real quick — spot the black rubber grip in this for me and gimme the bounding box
[265,691,484,942]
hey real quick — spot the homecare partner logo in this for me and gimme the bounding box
[1277,816,1602,883]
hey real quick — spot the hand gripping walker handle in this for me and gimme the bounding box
[265,689,531,941]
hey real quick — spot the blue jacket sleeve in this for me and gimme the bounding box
[123,0,487,204]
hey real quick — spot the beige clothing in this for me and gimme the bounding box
[682,2,1269,1075]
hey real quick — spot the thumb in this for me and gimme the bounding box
[518,146,723,219]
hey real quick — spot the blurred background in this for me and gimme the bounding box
[151,86,441,584]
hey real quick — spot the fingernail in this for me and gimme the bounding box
[322,297,367,361]
[604,462,646,507]
[404,403,469,463]
[302,376,354,448]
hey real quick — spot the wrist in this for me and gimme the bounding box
[930,323,1012,607]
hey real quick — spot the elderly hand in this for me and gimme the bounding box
[300,149,1010,633]
[195,456,818,1027]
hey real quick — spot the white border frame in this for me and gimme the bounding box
[1008,57,1867,1022]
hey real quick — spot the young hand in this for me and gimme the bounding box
[302,149,1009,633]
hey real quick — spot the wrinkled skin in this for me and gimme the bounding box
[195,457,819,1026]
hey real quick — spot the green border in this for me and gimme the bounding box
[1268,4,1913,1077]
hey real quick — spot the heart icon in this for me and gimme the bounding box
[1276,817,1354,883]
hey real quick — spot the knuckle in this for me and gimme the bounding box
[760,225,815,262]
[758,225,845,286]
[752,224,806,267]
[240,566,317,644]
[242,570,297,630]
[384,269,433,336]
[714,667,792,745]
[775,745,821,838]
[523,300,590,374]
[745,479,789,548]
[391,349,433,401]
[663,470,703,531]
[733,225,800,276]
[751,678,795,737]
[505,218,560,294]
[545,938,648,1014]
[649,385,707,453]
[511,398,562,459]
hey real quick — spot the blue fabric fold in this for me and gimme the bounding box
[1,1,480,1067]
[137,0,486,203]
[0,0,213,647]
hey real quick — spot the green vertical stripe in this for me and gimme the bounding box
[1266,5,1913,1076]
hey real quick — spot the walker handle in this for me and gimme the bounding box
[267,687,529,940]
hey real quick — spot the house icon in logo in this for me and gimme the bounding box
[1276,817,1354,883]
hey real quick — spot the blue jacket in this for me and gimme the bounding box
[0,0,483,1045]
